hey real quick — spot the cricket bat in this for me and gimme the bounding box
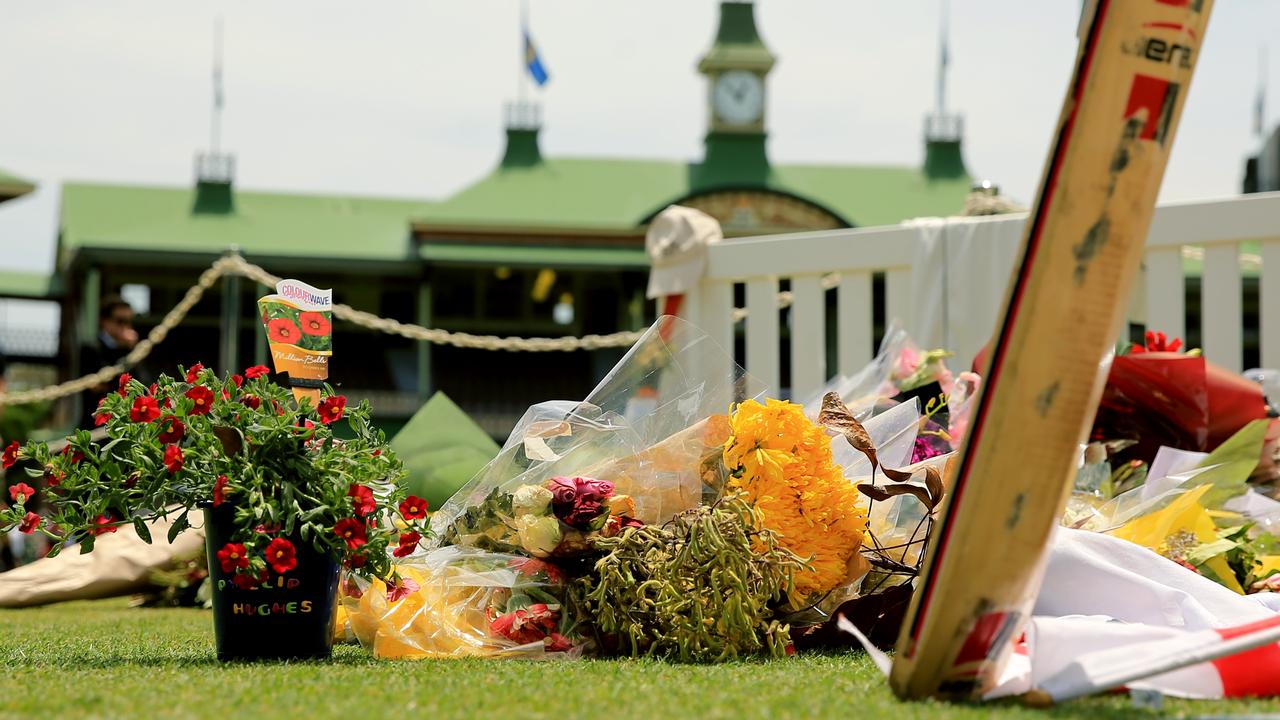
[889,0,1215,700]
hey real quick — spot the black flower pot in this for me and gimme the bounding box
[203,504,340,662]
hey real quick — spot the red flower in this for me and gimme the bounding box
[545,633,573,652]
[94,409,112,427]
[333,518,367,550]
[392,531,421,558]
[399,495,429,520]
[231,374,244,388]
[2,441,19,469]
[344,552,367,570]
[60,446,85,464]
[1131,330,1185,354]
[216,542,250,573]
[385,576,420,603]
[44,466,64,487]
[18,511,40,534]
[185,363,205,384]
[489,603,558,644]
[316,395,347,425]
[117,373,133,396]
[8,482,35,504]
[232,570,267,590]
[347,484,376,518]
[239,395,262,410]
[185,386,215,415]
[264,537,298,574]
[298,312,332,337]
[371,449,382,457]
[149,383,159,396]
[163,444,184,473]
[130,396,161,423]
[213,475,228,507]
[267,318,301,345]
[244,365,270,379]
[90,514,118,536]
[157,415,185,444]
[509,557,565,585]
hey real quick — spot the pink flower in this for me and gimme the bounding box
[546,476,614,530]
[385,576,420,603]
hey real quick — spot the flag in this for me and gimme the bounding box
[524,31,549,87]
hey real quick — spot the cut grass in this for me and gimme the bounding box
[3,599,1280,719]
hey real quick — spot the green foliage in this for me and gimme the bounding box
[0,364,428,584]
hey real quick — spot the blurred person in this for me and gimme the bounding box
[78,295,142,429]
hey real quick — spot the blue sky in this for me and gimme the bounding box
[0,0,1276,278]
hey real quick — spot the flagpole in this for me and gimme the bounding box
[517,0,529,111]
[212,16,224,155]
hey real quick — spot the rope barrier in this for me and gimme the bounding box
[0,252,830,407]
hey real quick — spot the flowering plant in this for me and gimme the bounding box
[0,363,430,588]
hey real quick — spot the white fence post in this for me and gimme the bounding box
[789,275,825,402]
[745,277,781,392]
[838,271,874,376]
[1202,243,1243,372]
[1263,239,1280,370]
[1144,246,1185,341]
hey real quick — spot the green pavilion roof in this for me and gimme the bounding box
[414,155,972,233]
[59,182,433,268]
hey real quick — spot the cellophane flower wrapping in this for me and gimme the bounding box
[342,547,585,659]
[345,317,776,658]
[431,316,766,546]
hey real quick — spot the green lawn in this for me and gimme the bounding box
[3,600,1280,719]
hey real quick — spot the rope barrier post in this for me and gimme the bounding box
[415,278,433,402]
[219,249,242,376]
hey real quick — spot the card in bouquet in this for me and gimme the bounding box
[257,279,334,405]
[890,0,1215,700]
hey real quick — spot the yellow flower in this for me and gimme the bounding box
[1110,484,1244,594]
[723,398,867,599]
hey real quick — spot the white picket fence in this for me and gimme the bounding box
[674,191,1280,401]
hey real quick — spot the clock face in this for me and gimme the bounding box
[713,70,764,126]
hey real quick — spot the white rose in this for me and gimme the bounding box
[512,484,554,516]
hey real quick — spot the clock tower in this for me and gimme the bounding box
[696,1,775,186]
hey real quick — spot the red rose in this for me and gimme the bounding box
[185,363,205,384]
[267,318,301,345]
[117,373,133,396]
[216,542,250,573]
[240,395,262,410]
[2,441,19,469]
[130,396,161,423]
[298,312,332,337]
[163,444,184,473]
[213,475,228,507]
[157,416,185,444]
[264,537,297,574]
[18,511,40,534]
[399,495,429,520]
[333,518,367,550]
[347,484,376,518]
[230,374,244,388]
[244,365,270,379]
[8,482,35,504]
[90,514,118,536]
[316,395,346,425]
[392,531,421,558]
[385,576,420,603]
[185,386,215,415]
